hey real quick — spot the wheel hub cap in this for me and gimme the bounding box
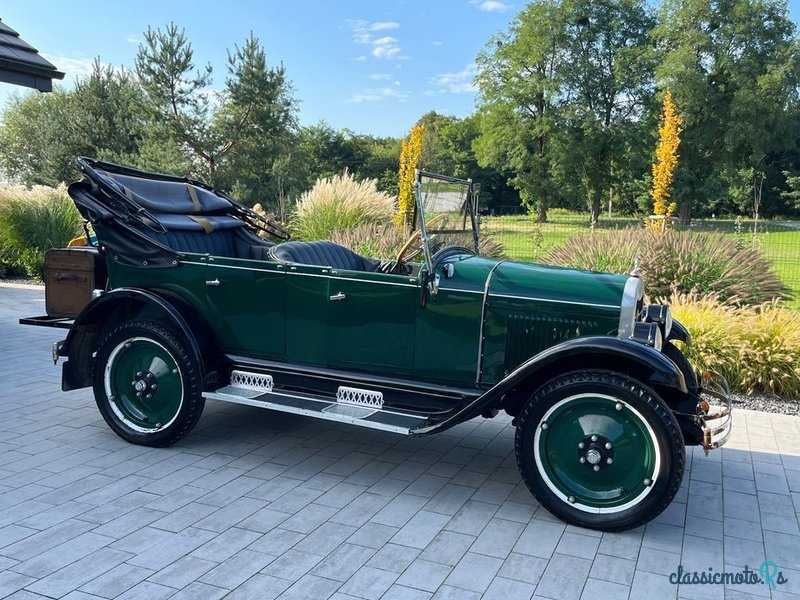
[104,337,183,433]
[534,393,661,513]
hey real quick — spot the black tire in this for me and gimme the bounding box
[515,370,685,531]
[92,320,204,447]
[663,341,699,392]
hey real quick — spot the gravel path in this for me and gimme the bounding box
[730,392,800,416]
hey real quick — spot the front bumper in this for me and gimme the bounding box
[699,371,732,454]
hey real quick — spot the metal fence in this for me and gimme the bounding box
[480,208,800,307]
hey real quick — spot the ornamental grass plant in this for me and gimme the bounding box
[666,292,800,397]
[547,228,787,306]
[0,185,82,278]
[290,171,395,241]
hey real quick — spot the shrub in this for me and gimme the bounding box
[546,228,787,305]
[0,185,82,278]
[330,224,407,259]
[330,223,507,261]
[666,292,742,384]
[290,171,395,241]
[737,302,800,397]
[667,292,800,397]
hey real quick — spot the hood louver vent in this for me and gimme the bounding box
[505,314,598,371]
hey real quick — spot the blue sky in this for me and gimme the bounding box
[2,0,799,137]
[0,0,519,136]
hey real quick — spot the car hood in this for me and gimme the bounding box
[486,259,630,310]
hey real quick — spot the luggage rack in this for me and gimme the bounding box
[19,315,75,329]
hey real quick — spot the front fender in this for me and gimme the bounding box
[413,336,687,435]
[667,319,691,346]
[60,288,202,390]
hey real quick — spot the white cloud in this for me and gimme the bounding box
[346,86,409,103]
[355,55,367,61]
[370,22,399,31]
[430,64,478,94]
[469,0,512,12]
[41,54,98,80]
[368,73,392,80]
[348,20,404,60]
[432,40,444,46]
[125,35,142,45]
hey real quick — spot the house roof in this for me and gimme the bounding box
[0,18,65,92]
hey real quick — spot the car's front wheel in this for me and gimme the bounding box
[515,370,685,531]
[92,320,204,447]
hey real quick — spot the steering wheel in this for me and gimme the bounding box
[395,229,422,264]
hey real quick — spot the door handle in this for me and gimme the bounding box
[329,292,346,301]
[205,279,221,287]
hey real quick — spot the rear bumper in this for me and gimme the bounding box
[699,372,732,454]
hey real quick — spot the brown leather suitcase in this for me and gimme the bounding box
[44,247,107,318]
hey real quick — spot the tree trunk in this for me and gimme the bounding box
[590,195,601,226]
[679,200,691,225]
[537,190,548,223]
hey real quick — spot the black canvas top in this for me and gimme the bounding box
[0,17,65,91]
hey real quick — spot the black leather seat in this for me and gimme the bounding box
[269,241,378,272]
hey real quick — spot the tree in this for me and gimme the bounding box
[650,90,682,230]
[0,61,148,186]
[135,23,215,177]
[396,123,424,227]
[136,25,296,203]
[475,0,655,223]
[555,0,657,225]
[475,0,563,222]
[655,0,800,221]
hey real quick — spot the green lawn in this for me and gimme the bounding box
[482,212,800,307]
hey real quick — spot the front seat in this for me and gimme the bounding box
[268,241,378,272]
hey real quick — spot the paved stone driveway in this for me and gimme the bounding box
[0,285,799,600]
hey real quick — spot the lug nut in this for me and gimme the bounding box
[146,393,152,399]
[136,371,143,377]
[607,458,613,465]
[578,442,585,449]
[131,381,137,386]
[605,442,612,450]
[579,457,586,463]
[593,465,600,472]
[591,435,598,442]
[152,384,158,391]
[136,392,142,397]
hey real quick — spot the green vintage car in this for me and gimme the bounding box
[24,157,731,531]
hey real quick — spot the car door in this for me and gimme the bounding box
[326,268,419,374]
[203,256,287,359]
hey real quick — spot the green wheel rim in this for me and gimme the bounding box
[104,337,183,433]
[534,393,660,513]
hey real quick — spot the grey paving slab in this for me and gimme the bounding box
[1,287,800,599]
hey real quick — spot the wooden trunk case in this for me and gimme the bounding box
[45,247,107,318]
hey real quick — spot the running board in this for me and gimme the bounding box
[203,374,427,435]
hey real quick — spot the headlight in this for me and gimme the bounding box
[631,322,663,351]
[643,304,672,339]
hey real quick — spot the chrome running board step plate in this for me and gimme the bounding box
[204,378,425,435]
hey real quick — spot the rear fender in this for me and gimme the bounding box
[59,288,204,391]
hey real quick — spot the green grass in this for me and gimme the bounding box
[482,212,800,308]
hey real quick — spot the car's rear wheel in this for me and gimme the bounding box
[515,370,684,531]
[92,320,204,447]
